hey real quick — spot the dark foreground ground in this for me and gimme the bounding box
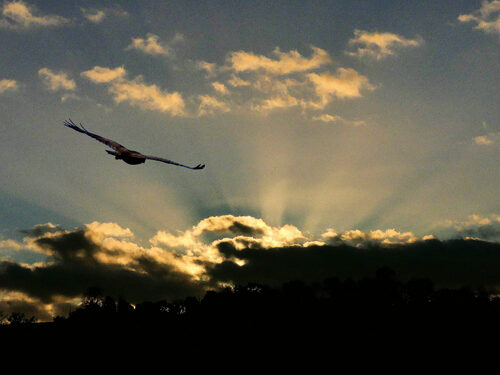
[2,268,500,352]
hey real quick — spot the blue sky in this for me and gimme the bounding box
[0,1,499,319]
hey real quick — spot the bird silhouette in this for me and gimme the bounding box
[63,119,205,170]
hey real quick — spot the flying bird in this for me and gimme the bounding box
[63,119,205,170]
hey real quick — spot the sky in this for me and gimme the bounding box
[0,0,499,320]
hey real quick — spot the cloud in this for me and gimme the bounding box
[207,238,500,290]
[0,239,23,250]
[442,214,500,240]
[60,93,80,103]
[126,33,184,56]
[307,68,375,106]
[126,33,169,56]
[0,78,18,93]
[80,8,106,23]
[346,29,422,60]
[322,228,419,247]
[78,45,369,117]
[81,66,185,116]
[312,114,367,126]
[212,82,229,95]
[227,46,331,75]
[110,77,185,115]
[312,114,342,123]
[227,74,251,87]
[81,66,126,83]
[17,222,62,238]
[0,222,205,309]
[192,45,374,113]
[0,291,60,322]
[197,61,218,78]
[0,1,69,30]
[80,6,129,23]
[3,216,500,320]
[458,0,500,36]
[198,95,230,116]
[38,68,76,91]
[474,131,500,145]
[252,94,301,112]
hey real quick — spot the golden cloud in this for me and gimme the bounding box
[227,46,331,75]
[126,33,170,56]
[346,29,422,60]
[198,95,230,116]
[82,66,186,116]
[38,68,76,91]
[81,66,127,83]
[0,1,69,29]
[0,78,18,93]
[458,1,500,35]
[307,68,375,106]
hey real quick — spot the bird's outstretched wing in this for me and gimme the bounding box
[63,119,130,153]
[143,155,205,170]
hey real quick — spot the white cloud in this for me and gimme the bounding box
[458,1,500,36]
[0,1,69,30]
[38,68,76,91]
[227,46,331,75]
[346,29,422,60]
[0,78,18,93]
[81,66,186,116]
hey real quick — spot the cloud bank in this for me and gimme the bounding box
[2,215,500,320]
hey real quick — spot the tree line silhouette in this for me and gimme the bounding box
[3,267,500,337]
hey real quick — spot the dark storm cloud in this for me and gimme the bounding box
[0,227,205,304]
[208,239,500,290]
[228,221,265,236]
[0,259,202,304]
[34,228,99,264]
